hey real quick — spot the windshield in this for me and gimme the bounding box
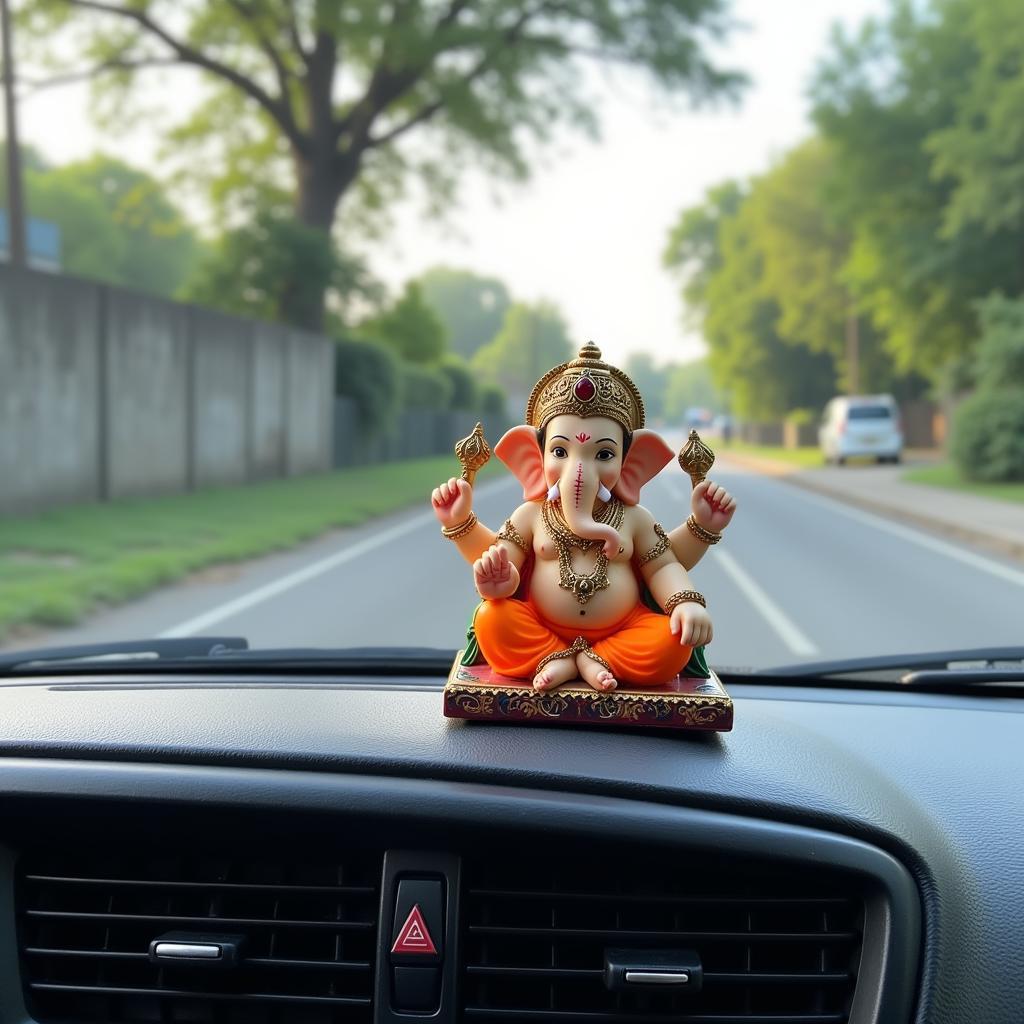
[847,407,893,421]
[1,0,1022,678]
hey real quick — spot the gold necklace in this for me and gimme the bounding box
[542,499,624,605]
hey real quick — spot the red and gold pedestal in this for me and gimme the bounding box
[443,653,733,732]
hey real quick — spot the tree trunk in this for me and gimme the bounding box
[284,148,347,332]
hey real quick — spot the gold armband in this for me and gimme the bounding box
[663,590,706,614]
[637,523,672,565]
[686,514,721,545]
[441,512,478,540]
[496,518,528,552]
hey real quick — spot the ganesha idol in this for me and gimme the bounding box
[431,342,736,694]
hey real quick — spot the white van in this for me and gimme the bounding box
[818,395,903,464]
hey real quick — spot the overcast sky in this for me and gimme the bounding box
[17,0,885,368]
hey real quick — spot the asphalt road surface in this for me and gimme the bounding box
[8,459,1023,671]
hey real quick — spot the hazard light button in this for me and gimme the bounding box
[390,879,443,963]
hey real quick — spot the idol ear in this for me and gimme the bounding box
[495,425,547,501]
[613,429,673,505]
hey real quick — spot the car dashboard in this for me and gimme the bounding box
[0,668,1021,1024]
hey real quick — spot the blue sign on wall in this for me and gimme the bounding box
[0,209,62,270]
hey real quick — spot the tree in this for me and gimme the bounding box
[926,0,1024,237]
[417,266,511,359]
[810,0,1024,377]
[663,179,743,323]
[662,359,720,423]
[472,300,572,402]
[46,156,198,295]
[26,168,123,278]
[1,148,199,295]
[623,352,668,421]
[181,199,370,323]
[359,281,449,365]
[22,0,743,329]
[665,176,839,420]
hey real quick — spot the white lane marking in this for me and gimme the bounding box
[159,477,517,638]
[652,471,818,657]
[789,483,1024,589]
[712,549,820,657]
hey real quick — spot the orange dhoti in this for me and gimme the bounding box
[473,598,693,686]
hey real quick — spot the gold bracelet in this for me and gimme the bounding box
[686,514,721,545]
[663,590,706,614]
[441,512,478,540]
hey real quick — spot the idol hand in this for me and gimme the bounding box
[431,477,473,528]
[691,479,736,534]
[474,544,520,601]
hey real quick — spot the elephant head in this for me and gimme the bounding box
[495,414,673,555]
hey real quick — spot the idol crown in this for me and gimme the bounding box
[525,341,645,434]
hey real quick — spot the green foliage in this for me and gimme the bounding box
[974,295,1024,390]
[663,180,744,319]
[4,150,196,296]
[417,267,512,359]
[926,0,1024,236]
[811,0,1024,376]
[667,173,841,420]
[181,202,369,327]
[623,353,668,421]
[438,356,479,411]
[472,301,573,399]
[20,0,744,326]
[360,282,449,365]
[46,156,199,295]
[398,363,455,411]
[478,383,509,419]
[333,337,401,436]
[662,360,722,423]
[950,389,1024,482]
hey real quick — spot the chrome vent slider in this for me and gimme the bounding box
[148,930,245,967]
[605,947,702,992]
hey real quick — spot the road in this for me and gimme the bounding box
[7,458,1023,671]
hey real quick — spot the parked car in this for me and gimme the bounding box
[818,394,903,464]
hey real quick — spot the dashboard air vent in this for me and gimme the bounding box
[17,849,381,1023]
[462,856,863,1022]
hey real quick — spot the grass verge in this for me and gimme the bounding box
[903,463,1024,505]
[0,456,493,640]
[722,443,825,469]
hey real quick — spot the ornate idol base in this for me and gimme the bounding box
[444,653,733,732]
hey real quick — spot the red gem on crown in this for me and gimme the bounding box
[573,374,596,402]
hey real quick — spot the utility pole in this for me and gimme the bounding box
[1,0,26,267]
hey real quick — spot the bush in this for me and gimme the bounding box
[974,295,1024,390]
[438,356,479,410]
[950,388,1024,482]
[334,337,400,435]
[785,407,815,426]
[398,363,455,410]
[479,383,508,419]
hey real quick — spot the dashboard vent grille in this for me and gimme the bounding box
[462,857,863,1023]
[17,849,381,1023]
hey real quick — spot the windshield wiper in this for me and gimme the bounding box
[0,637,249,676]
[740,646,1024,694]
[0,642,455,679]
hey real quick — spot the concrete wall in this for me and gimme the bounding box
[332,400,511,469]
[0,265,334,515]
[0,270,101,511]
[105,290,191,498]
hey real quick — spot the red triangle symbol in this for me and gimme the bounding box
[391,904,437,955]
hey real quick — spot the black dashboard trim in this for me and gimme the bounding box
[0,757,919,1024]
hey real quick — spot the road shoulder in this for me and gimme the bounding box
[720,450,1024,564]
